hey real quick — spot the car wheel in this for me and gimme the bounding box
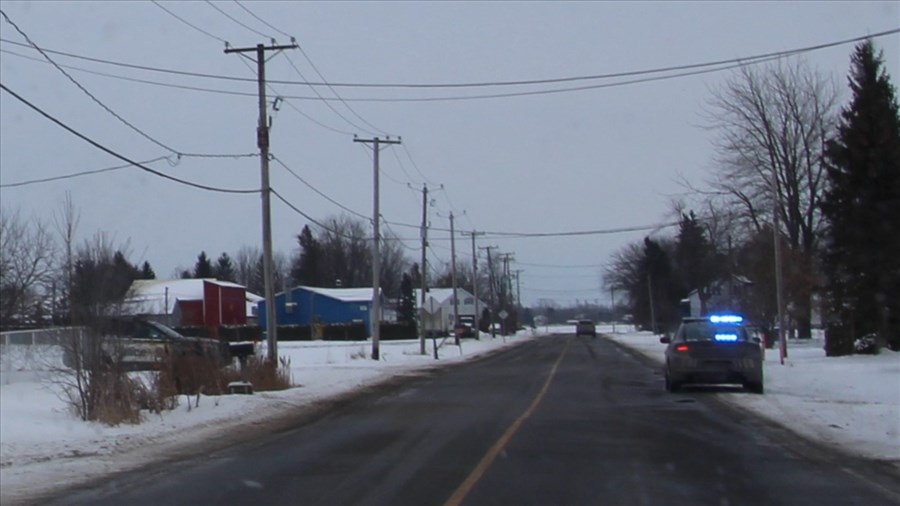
[744,381,765,394]
[665,373,680,393]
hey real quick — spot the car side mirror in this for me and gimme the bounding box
[752,337,762,344]
[659,336,671,344]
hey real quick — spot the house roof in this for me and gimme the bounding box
[413,288,487,308]
[124,279,260,316]
[287,286,379,303]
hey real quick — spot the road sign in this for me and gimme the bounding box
[499,309,509,320]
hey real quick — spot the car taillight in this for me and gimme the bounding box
[675,344,689,353]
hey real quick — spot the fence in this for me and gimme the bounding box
[0,327,85,346]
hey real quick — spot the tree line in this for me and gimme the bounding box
[1,201,517,332]
[604,40,899,355]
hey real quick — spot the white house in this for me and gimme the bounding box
[413,288,488,334]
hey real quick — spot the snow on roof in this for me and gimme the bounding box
[413,288,455,304]
[290,286,379,303]
[413,288,485,306]
[124,279,260,316]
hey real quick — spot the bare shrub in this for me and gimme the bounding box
[53,327,147,425]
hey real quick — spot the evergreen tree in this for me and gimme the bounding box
[674,211,718,314]
[192,251,214,279]
[397,273,417,325]
[822,40,900,354]
[70,247,140,324]
[291,225,322,286]
[214,252,237,282]
[637,237,680,333]
[139,261,156,280]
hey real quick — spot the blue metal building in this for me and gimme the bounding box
[257,286,382,335]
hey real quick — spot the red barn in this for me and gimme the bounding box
[125,279,259,337]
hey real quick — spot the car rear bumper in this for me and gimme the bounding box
[668,361,762,386]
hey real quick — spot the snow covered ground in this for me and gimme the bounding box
[0,330,541,504]
[2,324,898,504]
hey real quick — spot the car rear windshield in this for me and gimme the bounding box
[683,322,749,342]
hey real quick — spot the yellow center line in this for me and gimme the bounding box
[443,336,574,506]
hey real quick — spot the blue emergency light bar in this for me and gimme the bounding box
[709,314,743,324]
[714,333,739,342]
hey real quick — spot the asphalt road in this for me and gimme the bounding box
[48,334,899,506]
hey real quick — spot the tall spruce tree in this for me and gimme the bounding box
[674,211,718,315]
[192,251,214,279]
[214,252,237,282]
[822,40,900,355]
[291,225,322,286]
[139,261,156,280]
[638,237,680,332]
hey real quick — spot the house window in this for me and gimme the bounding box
[360,305,367,311]
[464,297,474,305]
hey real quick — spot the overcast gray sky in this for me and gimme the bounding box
[1,1,898,306]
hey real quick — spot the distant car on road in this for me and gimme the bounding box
[575,319,597,338]
[660,314,764,394]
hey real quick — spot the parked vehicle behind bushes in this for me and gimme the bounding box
[62,318,249,372]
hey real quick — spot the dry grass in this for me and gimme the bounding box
[153,352,293,399]
[90,369,143,425]
[223,355,293,392]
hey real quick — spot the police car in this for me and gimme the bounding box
[660,314,764,394]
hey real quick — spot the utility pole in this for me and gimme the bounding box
[513,269,523,311]
[480,245,498,337]
[354,136,401,360]
[610,286,616,334]
[771,167,788,365]
[417,183,429,354]
[466,231,484,339]
[648,273,657,335]
[449,212,460,345]
[225,41,297,364]
[409,182,442,354]
[498,253,515,334]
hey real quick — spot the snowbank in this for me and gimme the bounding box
[604,330,900,463]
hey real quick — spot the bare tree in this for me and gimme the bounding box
[52,192,80,325]
[0,207,56,328]
[234,245,262,293]
[703,59,839,338]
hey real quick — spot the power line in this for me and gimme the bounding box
[233,1,292,40]
[151,1,228,44]
[1,28,894,96]
[234,55,356,136]
[517,261,606,269]
[401,144,438,186]
[480,222,679,238]
[205,0,270,39]
[0,82,259,195]
[222,0,390,135]
[388,146,422,184]
[270,155,371,221]
[280,52,373,135]
[0,156,172,188]
[0,11,255,159]
[4,47,772,103]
